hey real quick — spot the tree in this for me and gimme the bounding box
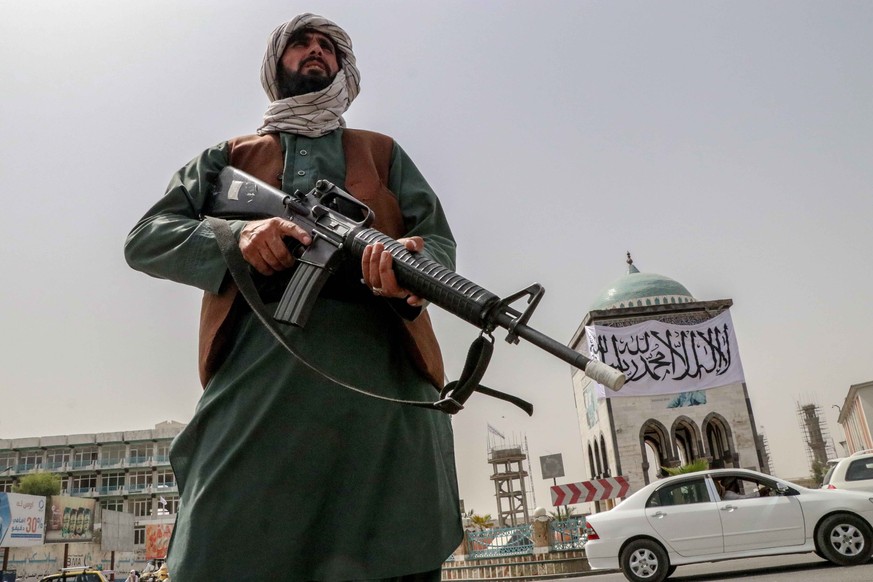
[464,510,493,530]
[811,460,828,487]
[549,505,579,521]
[12,472,61,496]
[662,458,710,476]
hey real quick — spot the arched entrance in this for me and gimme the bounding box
[640,420,674,485]
[672,416,702,465]
[703,413,736,468]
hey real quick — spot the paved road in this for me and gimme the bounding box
[560,553,873,581]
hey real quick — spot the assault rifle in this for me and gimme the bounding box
[204,167,625,413]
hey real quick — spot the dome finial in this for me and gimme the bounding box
[626,251,640,274]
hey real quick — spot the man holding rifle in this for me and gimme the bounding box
[126,13,461,582]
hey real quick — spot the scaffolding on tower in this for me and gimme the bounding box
[487,424,533,526]
[796,401,837,474]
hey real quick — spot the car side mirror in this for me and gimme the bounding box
[775,482,792,495]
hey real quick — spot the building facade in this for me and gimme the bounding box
[567,256,767,510]
[0,421,184,558]
[837,381,873,454]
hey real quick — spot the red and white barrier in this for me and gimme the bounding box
[550,476,630,505]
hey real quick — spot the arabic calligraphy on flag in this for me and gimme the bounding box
[585,310,745,397]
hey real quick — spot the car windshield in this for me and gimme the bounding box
[822,464,838,485]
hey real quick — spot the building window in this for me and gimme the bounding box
[157,495,180,516]
[100,445,125,467]
[129,470,151,492]
[129,444,151,465]
[101,499,125,512]
[155,443,170,464]
[19,451,42,471]
[70,474,96,494]
[45,449,70,470]
[134,526,145,545]
[72,447,97,469]
[0,452,15,469]
[101,472,125,494]
[155,469,175,490]
[132,498,151,517]
[0,479,14,492]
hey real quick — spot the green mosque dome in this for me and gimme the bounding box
[591,253,695,310]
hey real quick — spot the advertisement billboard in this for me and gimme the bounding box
[0,492,46,547]
[145,524,174,560]
[44,496,96,543]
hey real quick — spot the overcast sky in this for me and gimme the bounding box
[2,0,871,516]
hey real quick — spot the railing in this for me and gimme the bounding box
[549,516,587,551]
[467,524,533,559]
[128,456,150,466]
[99,458,125,468]
[99,485,126,496]
[69,486,94,495]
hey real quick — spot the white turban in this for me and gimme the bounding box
[257,13,361,137]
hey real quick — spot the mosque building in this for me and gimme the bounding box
[568,254,768,506]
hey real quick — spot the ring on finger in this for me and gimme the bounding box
[372,287,384,296]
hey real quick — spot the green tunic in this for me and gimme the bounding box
[125,129,462,581]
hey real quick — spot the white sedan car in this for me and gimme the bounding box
[584,468,873,582]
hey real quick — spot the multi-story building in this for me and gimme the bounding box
[0,421,184,554]
[837,381,873,454]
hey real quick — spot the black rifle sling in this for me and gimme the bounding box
[206,216,533,416]
[438,335,534,416]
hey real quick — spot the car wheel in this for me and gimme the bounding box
[815,513,873,566]
[620,538,671,582]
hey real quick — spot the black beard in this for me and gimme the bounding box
[276,66,336,98]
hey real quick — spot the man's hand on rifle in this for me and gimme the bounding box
[239,217,423,307]
[363,237,425,307]
[239,217,312,275]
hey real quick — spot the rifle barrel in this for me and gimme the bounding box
[492,312,626,391]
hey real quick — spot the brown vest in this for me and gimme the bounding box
[198,129,445,389]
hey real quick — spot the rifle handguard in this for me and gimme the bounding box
[349,229,500,328]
